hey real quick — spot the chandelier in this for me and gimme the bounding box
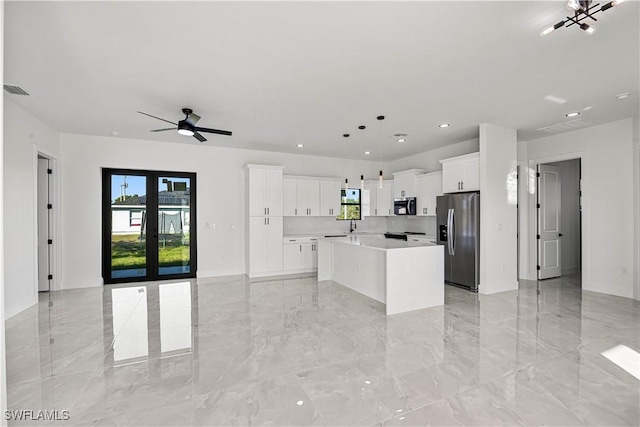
[541,0,628,36]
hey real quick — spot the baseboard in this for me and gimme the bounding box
[478,280,519,295]
[562,266,579,275]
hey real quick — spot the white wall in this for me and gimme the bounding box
[1,1,8,420]
[59,133,384,288]
[547,159,581,275]
[635,138,640,300]
[479,123,518,294]
[3,99,60,318]
[520,119,635,299]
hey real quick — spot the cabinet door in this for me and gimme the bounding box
[249,217,267,273]
[320,180,341,216]
[424,177,437,216]
[393,174,416,198]
[442,162,464,193]
[310,242,318,269]
[265,169,283,216]
[283,243,303,271]
[301,243,314,270]
[306,180,320,216]
[415,175,429,216]
[265,217,283,272]
[462,160,480,191]
[377,182,392,216]
[283,178,298,216]
[248,168,266,216]
[364,182,378,216]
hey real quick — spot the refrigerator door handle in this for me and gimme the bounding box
[451,208,456,255]
[447,208,453,256]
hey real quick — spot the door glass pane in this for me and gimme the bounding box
[158,176,191,275]
[111,175,147,279]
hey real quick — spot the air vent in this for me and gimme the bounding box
[391,133,408,138]
[536,119,591,133]
[3,85,29,96]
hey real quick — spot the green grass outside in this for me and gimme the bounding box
[111,233,190,270]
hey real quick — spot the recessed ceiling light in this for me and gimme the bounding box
[397,139,406,143]
[616,92,630,100]
[439,123,450,128]
[566,112,580,117]
[296,144,304,148]
[364,151,371,155]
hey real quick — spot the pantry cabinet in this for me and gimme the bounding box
[245,164,285,277]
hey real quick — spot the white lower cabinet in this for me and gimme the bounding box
[248,216,283,276]
[283,237,319,272]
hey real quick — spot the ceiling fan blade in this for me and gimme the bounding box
[137,111,177,126]
[185,113,201,126]
[195,126,232,136]
[150,127,177,132]
[193,132,207,142]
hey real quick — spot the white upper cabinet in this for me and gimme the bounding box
[296,178,320,216]
[440,152,480,193]
[319,179,341,217]
[392,169,426,198]
[282,177,319,216]
[415,171,443,216]
[377,180,394,216]
[246,164,284,216]
[363,181,378,216]
[283,177,297,216]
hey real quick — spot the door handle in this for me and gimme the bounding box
[559,233,563,237]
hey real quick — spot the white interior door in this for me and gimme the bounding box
[538,164,562,279]
[37,157,51,291]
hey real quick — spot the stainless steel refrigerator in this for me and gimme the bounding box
[436,192,480,292]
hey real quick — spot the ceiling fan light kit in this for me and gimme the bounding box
[138,108,232,142]
[541,0,627,36]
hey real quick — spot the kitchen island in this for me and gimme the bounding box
[317,236,444,315]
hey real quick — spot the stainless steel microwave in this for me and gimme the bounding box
[393,197,417,215]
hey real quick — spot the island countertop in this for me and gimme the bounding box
[320,235,438,250]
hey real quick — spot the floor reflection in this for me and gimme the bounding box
[4,274,639,426]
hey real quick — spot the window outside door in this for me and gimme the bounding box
[102,169,197,284]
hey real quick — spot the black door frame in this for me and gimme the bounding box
[102,168,197,284]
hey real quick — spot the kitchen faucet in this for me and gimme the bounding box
[349,219,357,233]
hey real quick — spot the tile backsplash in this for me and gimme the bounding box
[283,215,436,237]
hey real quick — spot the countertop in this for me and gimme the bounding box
[319,235,440,251]
[284,231,436,239]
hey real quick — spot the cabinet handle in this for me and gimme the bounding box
[461,182,464,190]
[267,218,270,225]
[375,209,377,215]
[295,208,297,215]
[300,245,302,252]
[268,207,270,215]
[264,218,267,225]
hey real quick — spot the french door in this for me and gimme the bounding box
[102,169,197,284]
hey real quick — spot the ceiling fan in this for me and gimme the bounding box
[137,108,232,142]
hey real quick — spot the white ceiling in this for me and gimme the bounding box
[4,1,639,161]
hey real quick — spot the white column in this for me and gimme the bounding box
[1,0,9,423]
[479,123,518,294]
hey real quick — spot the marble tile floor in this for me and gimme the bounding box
[4,274,640,426]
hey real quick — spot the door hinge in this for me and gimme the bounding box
[47,168,53,175]
[48,274,53,280]
[48,239,53,244]
[536,172,540,178]
[536,235,540,239]
[536,266,540,271]
[536,203,540,209]
[47,204,53,209]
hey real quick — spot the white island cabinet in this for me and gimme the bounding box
[317,236,444,314]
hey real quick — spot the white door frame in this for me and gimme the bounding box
[527,152,587,286]
[33,146,61,292]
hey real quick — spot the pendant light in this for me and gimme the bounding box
[377,115,385,189]
[343,133,350,190]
